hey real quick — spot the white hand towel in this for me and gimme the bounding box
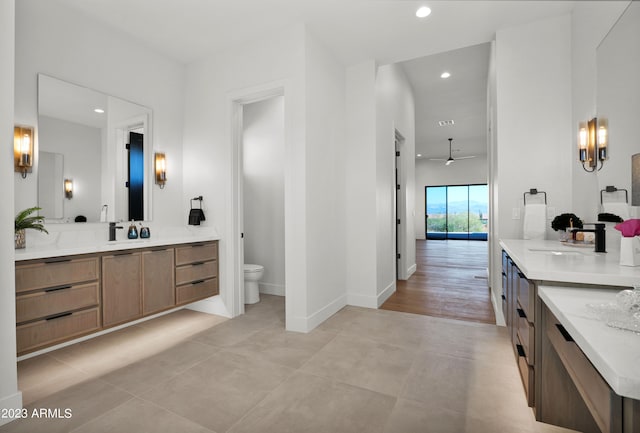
[523,204,547,240]
[602,202,630,221]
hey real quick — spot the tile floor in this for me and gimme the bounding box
[1,295,575,433]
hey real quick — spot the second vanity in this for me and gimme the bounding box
[500,239,640,433]
[14,225,220,357]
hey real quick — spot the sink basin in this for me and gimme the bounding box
[528,248,584,256]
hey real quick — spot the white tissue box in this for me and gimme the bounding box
[619,236,640,267]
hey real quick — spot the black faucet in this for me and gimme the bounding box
[108,222,124,241]
[571,223,606,253]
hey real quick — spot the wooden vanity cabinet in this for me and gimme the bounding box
[540,304,628,433]
[142,247,175,315]
[175,242,219,305]
[502,251,536,408]
[15,255,101,356]
[16,240,217,355]
[102,252,143,327]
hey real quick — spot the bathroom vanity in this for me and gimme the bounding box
[500,239,640,432]
[14,228,219,356]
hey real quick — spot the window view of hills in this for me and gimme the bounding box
[425,185,488,240]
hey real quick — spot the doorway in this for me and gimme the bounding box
[230,85,287,322]
[241,96,286,301]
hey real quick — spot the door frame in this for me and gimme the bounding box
[229,82,286,318]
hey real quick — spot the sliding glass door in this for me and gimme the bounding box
[425,184,488,240]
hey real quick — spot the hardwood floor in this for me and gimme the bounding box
[381,239,496,324]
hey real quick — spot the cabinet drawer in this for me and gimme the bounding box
[517,273,535,322]
[17,307,101,355]
[175,243,217,266]
[516,342,535,407]
[516,305,535,365]
[176,278,219,305]
[546,311,621,433]
[16,282,99,324]
[175,261,217,286]
[16,256,99,293]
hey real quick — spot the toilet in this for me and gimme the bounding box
[243,264,264,304]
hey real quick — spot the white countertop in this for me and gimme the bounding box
[500,239,640,287]
[15,224,221,261]
[538,285,640,400]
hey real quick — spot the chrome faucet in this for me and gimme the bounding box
[108,222,124,241]
[571,223,606,253]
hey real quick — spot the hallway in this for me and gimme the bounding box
[381,240,495,324]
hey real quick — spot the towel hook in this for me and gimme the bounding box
[523,189,547,205]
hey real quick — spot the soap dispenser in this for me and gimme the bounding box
[139,222,150,239]
[127,221,139,239]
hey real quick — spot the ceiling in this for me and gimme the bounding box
[50,0,599,161]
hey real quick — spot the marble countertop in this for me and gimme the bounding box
[538,285,640,400]
[500,239,640,287]
[15,224,221,261]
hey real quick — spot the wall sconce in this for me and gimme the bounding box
[64,179,73,199]
[578,117,608,172]
[14,125,34,178]
[154,152,167,189]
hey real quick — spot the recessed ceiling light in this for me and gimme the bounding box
[438,120,455,127]
[416,6,431,18]
[417,154,422,157]
[94,108,105,114]
[440,72,451,79]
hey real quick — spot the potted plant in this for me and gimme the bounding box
[15,207,48,249]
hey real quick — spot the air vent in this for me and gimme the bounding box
[438,120,455,127]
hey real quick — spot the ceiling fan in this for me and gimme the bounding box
[429,138,476,165]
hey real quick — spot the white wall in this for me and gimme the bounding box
[14,0,185,226]
[570,2,629,223]
[375,64,416,301]
[304,31,348,326]
[414,156,488,239]
[183,25,309,328]
[242,96,285,296]
[345,61,378,306]
[493,14,573,317]
[38,116,102,221]
[0,0,21,424]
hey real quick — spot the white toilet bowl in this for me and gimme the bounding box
[244,264,264,304]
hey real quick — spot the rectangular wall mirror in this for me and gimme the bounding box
[37,74,153,222]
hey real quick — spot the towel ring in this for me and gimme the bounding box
[600,186,628,204]
[524,189,547,205]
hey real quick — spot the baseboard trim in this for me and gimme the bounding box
[0,391,23,426]
[259,282,285,297]
[407,263,417,278]
[346,280,397,309]
[286,294,347,333]
[491,289,505,326]
[377,280,396,307]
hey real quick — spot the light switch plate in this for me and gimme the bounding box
[512,208,520,220]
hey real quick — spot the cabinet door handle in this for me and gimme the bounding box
[501,294,506,300]
[192,280,205,285]
[46,312,72,321]
[516,343,526,357]
[516,308,526,318]
[44,258,71,264]
[45,285,72,293]
[555,324,574,342]
[517,271,526,278]
[191,262,204,266]
[114,252,133,256]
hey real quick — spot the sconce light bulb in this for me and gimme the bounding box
[578,127,587,149]
[598,126,607,146]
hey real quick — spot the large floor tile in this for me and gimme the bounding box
[99,340,217,395]
[191,314,280,348]
[228,372,397,433]
[140,351,294,432]
[226,326,336,369]
[70,398,214,433]
[0,380,132,433]
[17,354,92,406]
[300,333,418,396]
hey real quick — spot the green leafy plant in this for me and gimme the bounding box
[15,207,48,234]
[551,213,583,232]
